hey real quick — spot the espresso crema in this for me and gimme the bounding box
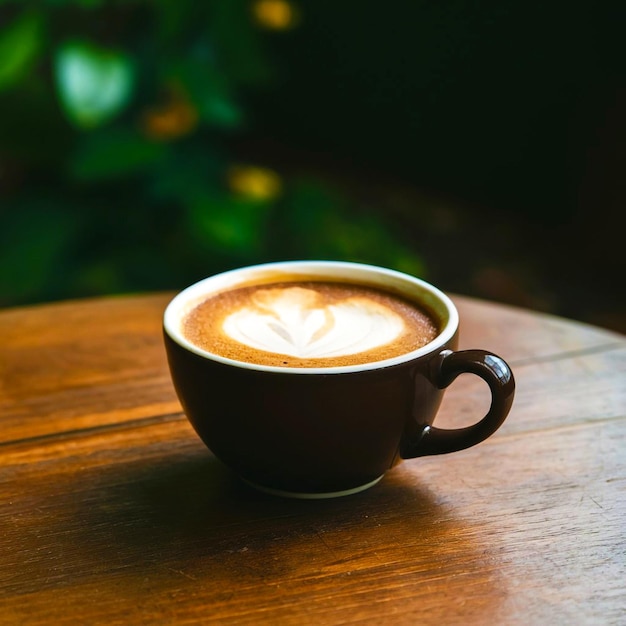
[182,281,439,368]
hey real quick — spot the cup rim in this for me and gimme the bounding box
[163,260,459,375]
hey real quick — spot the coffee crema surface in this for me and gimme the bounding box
[182,281,439,368]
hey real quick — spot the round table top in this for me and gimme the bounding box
[1,293,624,625]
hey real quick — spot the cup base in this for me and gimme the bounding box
[243,475,384,499]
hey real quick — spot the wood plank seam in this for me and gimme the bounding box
[505,341,624,367]
[0,411,185,452]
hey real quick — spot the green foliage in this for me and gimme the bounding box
[0,0,424,307]
[0,10,42,91]
[70,129,166,180]
[281,180,426,277]
[55,40,135,128]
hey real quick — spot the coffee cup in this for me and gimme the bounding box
[163,261,515,498]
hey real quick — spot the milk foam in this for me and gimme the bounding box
[222,287,404,358]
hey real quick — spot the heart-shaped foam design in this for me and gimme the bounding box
[222,287,404,359]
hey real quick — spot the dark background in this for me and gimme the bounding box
[237,1,625,331]
[1,1,624,332]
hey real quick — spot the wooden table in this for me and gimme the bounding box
[1,293,624,625]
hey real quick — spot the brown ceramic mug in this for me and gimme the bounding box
[163,261,515,498]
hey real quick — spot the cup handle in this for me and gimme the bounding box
[409,349,515,457]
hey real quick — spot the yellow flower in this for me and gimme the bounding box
[227,165,283,201]
[252,0,299,31]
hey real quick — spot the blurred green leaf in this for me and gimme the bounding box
[0,1,428,309]
[186,191,271,256]
[0,11,43,91]
[325,211,426,276]
[43,0,105,6]
[0,201,80,303]
[149,145,222,202]
[283,179,425,274]
[194,86,242,129]
[172,60,243,129]
[54,40,134,128]
[70,129,166,180]
[283,179,349,252]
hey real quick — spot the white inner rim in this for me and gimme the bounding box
[163,261,458,374]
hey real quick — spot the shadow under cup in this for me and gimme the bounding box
[163,261,515,499]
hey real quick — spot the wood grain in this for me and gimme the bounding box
[0,295,180,444]
[0,294,624,625]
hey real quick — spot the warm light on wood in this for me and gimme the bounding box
[0,293,624,623]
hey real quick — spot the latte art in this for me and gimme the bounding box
[222,287,404,359]
[182,280,439,368]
